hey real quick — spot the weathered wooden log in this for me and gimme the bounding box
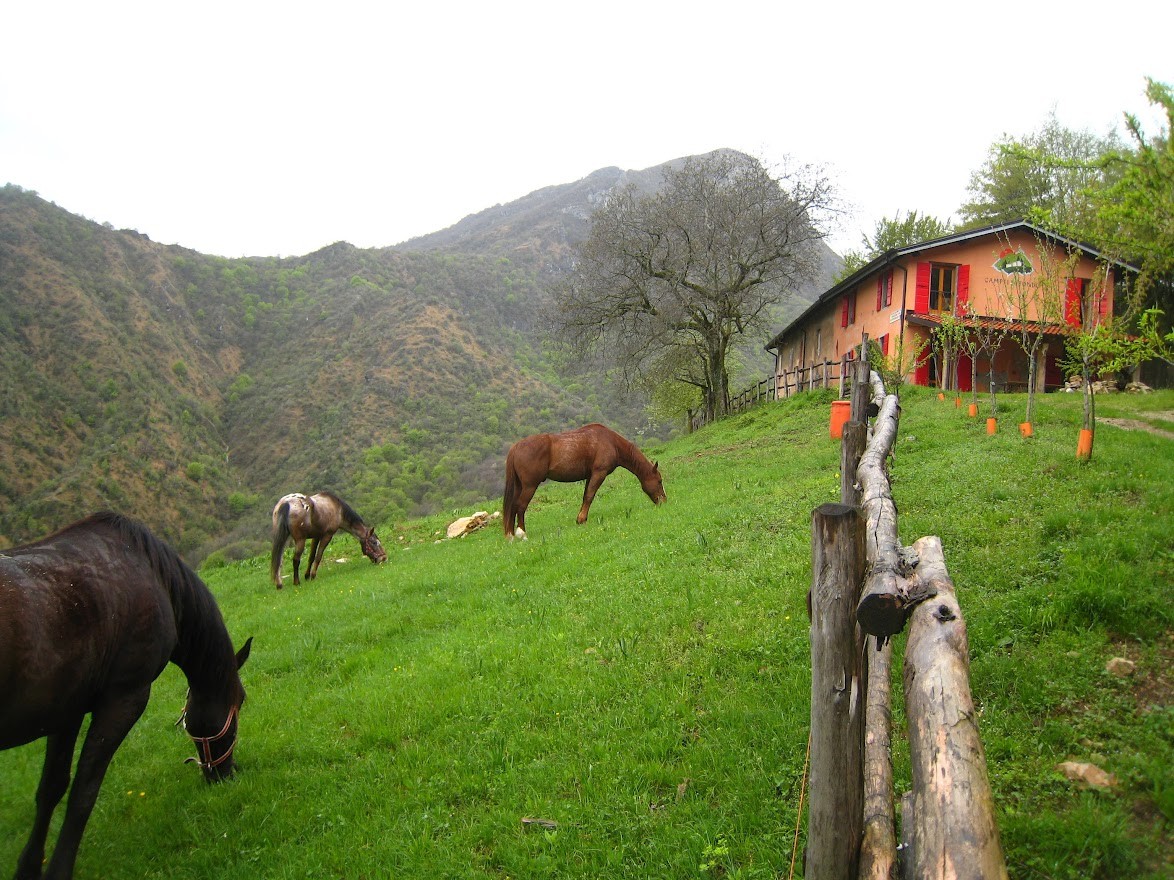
[850,357,871,423]
[868,369,886,410]
[841,421,868,508]
[854,394,913,639]
[903,536,1008,880]
[858,636,896,880]
[808,503,866,879]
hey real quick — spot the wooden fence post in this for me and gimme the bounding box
[808,503,866,879]
[840,422,867,508]
[903,536,1008,880]
[859,637,896,880]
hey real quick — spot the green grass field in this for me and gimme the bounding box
[2,386,1170,879]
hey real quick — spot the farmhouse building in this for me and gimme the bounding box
[765,221,1133,395]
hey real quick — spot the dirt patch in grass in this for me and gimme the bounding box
[1122,630,1174,711]
[1099,410,1174,440]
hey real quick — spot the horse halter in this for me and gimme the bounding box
[178,700,240,774]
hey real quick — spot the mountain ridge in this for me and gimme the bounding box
[0,153,838,558]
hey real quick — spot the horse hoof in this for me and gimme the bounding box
[515,528,527,541]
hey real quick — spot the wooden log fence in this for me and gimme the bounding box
[691,355,859,432]
[806,354,1008,879]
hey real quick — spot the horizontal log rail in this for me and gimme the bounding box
[807,358,1007,878]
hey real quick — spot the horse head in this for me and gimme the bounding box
[181,637,252,782]
[361,528,388,564]
[642,461,667,506]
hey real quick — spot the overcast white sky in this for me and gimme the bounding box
[2,1,1170,259]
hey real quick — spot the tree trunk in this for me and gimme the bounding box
[706,340,729,418]
[1025,342,1039,425]
[902,536,1008,880]
[808,503,866,879]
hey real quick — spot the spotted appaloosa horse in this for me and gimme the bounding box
[0,512,252,880]
[502,423,666,539]
[270,491,387,588]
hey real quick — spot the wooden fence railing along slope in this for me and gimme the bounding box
[807,359,1008,880]
[692,356,853,432]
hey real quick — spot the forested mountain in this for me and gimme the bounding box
[0,153,837,561]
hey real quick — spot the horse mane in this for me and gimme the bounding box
[78,512,235,682]
[607,428,654,476]
[319,491,367,530]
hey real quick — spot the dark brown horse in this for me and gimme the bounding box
[270,491,387,588]
[502,423,666,539]
[0,512,252,880]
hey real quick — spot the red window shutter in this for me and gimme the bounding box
[841,297,850,328]
[1097,284,1110,319]
[1064,279,1082,327]
[914,359,929,386]
[914,263,931,314]
[884,271,893,307]
[957,265,971,314]
[876,278,883,311]
[881,334,889,355]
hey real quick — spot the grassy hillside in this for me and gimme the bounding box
[0,187,609,557]
[1,387,1169,878]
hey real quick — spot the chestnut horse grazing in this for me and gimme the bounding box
[270,491,387,588]
[0,512,252,880]
[503,423,666,539]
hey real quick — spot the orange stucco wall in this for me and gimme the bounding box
[771,227,1118,392]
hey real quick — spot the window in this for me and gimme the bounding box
[929,264,956,312]
[841,294,857,327]
[876,271,893,310]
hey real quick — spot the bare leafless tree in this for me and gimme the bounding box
[549,151,836,422]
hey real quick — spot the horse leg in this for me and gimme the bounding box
[41,690,150,880]
[576,471,609,524]
[308,534,332,579]
[514,484,539,539]
[14,718,82,880]
[291,537,306,586]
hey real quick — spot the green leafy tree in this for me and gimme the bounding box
[836,211,953,281]
[959,316,999,412]
[930,312,968,393]
[868,331,931,395]
[990,235,1070,427]
[958,113,1122,233]
[551,151,836,423]
[1084,78,1174,319]
[1060,263,1119,458]
[979,79,1172,356]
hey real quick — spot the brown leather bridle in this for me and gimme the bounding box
[179,702,240,772]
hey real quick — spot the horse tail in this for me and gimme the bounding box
[502,453,519,537]
[270,502,292,585]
